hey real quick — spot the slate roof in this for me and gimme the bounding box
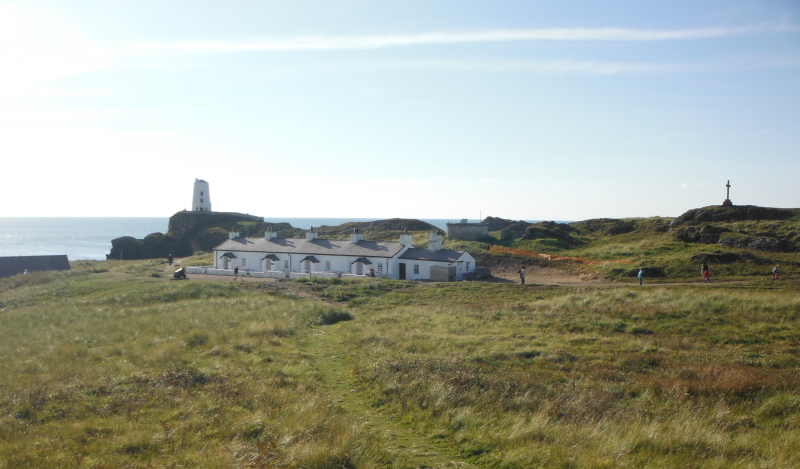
[399,248,466,262]
[214,237,405,259]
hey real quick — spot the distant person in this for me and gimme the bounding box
[638,268,644,286]
[23,269,28,275]
[518,266,526,284]
[234,265,239,280]
[168,253,173,266]
[772,264,780,281]
[369,268,375,277]
[701,262,710,283]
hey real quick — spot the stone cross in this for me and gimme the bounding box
[722,180,733,207]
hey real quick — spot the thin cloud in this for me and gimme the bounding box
[123,25,770,54]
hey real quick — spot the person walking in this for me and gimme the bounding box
[518,266,526,284]
[168,253,173,266]
[701,262,710,283]
[772,264,780,281]
[234,265,239,281]
[638,267,644,286]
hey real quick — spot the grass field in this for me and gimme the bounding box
[2,258,799,468]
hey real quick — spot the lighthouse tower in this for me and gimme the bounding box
[192,179,211,212]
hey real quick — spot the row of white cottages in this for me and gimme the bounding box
[185,229,476,281]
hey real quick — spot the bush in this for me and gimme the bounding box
[315,310,353,325]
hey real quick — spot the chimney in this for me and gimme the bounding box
[399,227,413,247]
[265,227,277,240]
[350,228,364,244]
[427,230,443,252]
[229,231,240,239]
[306,227,318,241]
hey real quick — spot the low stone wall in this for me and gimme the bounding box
[185,266,210,274]
[186,266,286,278]
[310,272,339,279]
[251,271,286,279]
[207,268,235,276]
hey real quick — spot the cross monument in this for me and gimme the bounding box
[722,180,733,207]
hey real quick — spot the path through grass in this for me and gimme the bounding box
[305,321,474,468]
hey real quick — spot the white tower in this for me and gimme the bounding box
[192,179,211,212]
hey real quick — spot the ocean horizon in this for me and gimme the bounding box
[0,217,559,261]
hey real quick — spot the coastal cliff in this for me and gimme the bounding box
[107,211,294,260]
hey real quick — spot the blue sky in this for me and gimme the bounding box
[1,0,798,220]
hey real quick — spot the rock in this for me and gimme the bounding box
[573,218,636,235]
[673,206,795,225]
[690,252,771,265]
[628,267,665,278]
[674,225,730,244]
[717,236,796,252]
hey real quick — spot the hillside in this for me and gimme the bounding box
[2,258,799,467]
[474,206,799,280]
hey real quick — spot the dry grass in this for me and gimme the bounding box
[2,259,800,467]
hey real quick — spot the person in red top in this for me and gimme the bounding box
[701,262,710,283]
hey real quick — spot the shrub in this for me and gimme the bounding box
[185,330,210,347]
[315,310,354,325]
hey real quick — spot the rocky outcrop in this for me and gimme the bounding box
[690,252,771,265]
[674,225,730,244]
[627,267,665,278]
[717,236,796,253]
[572,218,637,235]
[524,221,576,242]
[672,206,796,225]
[483,216,531,232]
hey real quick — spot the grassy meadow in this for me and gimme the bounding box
[2,258,800,467]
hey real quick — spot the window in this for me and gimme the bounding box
[325,261,331,271]
[466,262,470,271]
[242,258,246,266]
[348,264,352,273]
[377,263,383,274]
[200,198,203,203]
[200,191,203,195]
[413,264,419,274]
[284,260,289,269]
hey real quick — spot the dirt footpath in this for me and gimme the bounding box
[472,253,607,285]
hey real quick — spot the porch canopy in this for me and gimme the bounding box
[299,255,320,263]
[220,252,237,259]
[261,254,280,261]
[350,257,373,265]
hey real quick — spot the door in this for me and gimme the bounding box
[356,262,363,275]
[222,256,229,269]
[399,263,406,280]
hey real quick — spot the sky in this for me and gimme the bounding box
[1,0,798,221]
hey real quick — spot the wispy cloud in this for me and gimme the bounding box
[124,25,770,54]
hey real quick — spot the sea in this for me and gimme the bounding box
[0,217,482,261]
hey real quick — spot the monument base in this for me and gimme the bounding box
[722,199,733,207]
